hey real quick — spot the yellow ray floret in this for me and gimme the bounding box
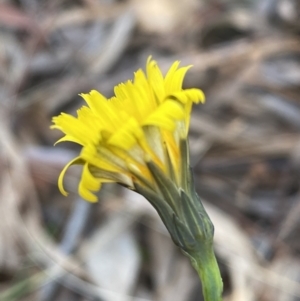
[51,57,205,202]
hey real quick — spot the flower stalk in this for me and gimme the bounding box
[191,249,223,301]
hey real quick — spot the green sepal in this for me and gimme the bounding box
[146,160,181,214]
[179,138,190,192]
[191,193,215,241]
[179,189,206,240]
[134,182,181,248]
[164,142,177,184]
[172,214,196,251]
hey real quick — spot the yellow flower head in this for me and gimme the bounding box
[51,57,204,202]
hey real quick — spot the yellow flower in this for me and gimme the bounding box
[51,57,204,202]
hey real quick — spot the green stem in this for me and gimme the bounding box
[190,246,223,301]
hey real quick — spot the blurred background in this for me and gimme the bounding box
[1,0,300,300]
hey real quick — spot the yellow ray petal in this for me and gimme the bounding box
[168,88,205,104]
[165,64,192,93]
[143,100,185,131]
[58,157,84,196]
[81,90,123,131]
[146,57,165,102]
[51,113,93,145]
[108,118,143,149]
[54,135,83,146]
[78,163,102,202]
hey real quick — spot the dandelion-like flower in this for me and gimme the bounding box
[51,57,223,301]
[52,57,204,202]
